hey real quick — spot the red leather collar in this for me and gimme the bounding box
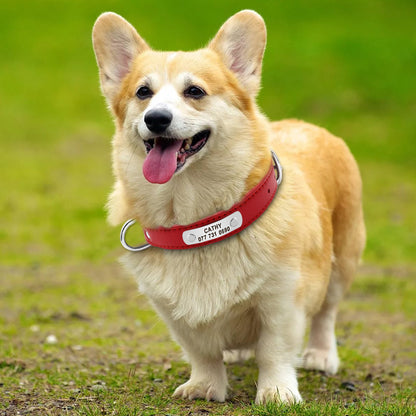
[120,151,282,251]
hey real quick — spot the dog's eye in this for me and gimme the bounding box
[136,86,153,100]
[184,85,206,99]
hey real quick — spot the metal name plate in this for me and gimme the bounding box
[182,211,243,246]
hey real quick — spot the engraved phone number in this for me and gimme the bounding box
[198,225,231,242]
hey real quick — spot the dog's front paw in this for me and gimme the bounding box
[173,379,226,402]
[255,385,302,405]
[302,347,339,375]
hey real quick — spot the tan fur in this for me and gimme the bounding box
[93,10,365,404]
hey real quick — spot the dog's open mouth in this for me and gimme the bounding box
[142,130,210,184]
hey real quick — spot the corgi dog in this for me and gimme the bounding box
[92,10,365,404]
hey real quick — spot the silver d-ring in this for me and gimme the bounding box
[271,150,283,186]
[120,219,151,252]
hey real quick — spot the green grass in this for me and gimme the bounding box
[0,0,415,414]
[0,265,415,413]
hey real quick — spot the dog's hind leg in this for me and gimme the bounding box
[223,349,254,363]
[303,173,366,374]
[302,267,343,374]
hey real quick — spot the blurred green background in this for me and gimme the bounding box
[1,0,415,267]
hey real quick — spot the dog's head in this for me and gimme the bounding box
[93,10,268,187]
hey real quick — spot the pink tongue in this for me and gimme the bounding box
[142,139,183,184]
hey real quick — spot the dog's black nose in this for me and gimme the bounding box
[144,109,173,134]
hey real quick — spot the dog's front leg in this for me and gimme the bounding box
[173,350,227,402]
[152,302,228,402]
[255,302,304,404]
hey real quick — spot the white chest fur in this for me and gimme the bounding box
[121,217,299,330]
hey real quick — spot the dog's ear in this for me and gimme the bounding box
[209,10,266,97]
[92,12,149,102]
